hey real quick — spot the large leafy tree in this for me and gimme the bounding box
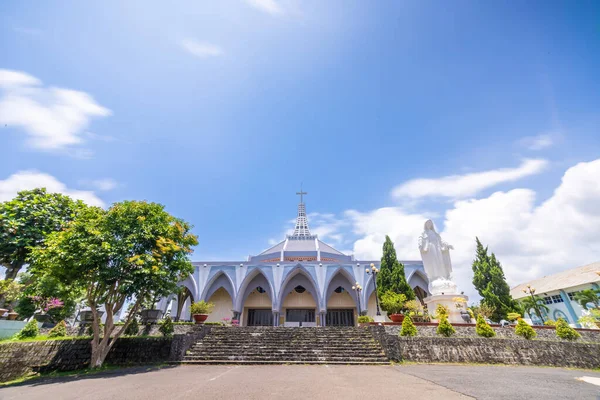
[0,188,84,281]
[471,237,518,321]
[377,235,415,301]
[30,201,198,367]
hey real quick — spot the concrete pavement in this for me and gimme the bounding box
[1,364,599,400]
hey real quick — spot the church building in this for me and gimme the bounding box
[160,192,430,326]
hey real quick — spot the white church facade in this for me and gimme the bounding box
[158,192,430,326]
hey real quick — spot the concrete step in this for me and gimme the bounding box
[176,360,390,365]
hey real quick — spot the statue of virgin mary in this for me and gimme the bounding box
[418,220,456,294]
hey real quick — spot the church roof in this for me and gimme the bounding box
[250,190,350,263]
[511,261,600,299]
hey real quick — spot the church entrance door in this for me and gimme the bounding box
[326,309,354,326]
[285,309,315,325]
[247,309,273,326]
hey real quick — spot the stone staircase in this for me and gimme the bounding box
[182,326,388,365]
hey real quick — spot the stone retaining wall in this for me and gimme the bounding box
[383,324,600,343]
[391,336,600,369]
[0,326,210,383]
[368,326,600,369]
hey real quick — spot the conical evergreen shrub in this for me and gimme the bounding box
[48,320,67,338]
[400,314,417,337]
[124,318,139,336]
[555,318,580,341]
[159,316,174,337]
[16,320,39,340]
[515,318,536,340]
[475,315,496,338]
[437,315,455,337]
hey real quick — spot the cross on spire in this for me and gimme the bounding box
[296,185,307,204]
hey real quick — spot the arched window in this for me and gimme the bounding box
[553,310,569,323]
[334,286,345,294]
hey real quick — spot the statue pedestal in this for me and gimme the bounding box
[424,294,469,324]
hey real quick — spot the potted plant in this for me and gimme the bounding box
[357,315,374,326]
[140,294,163,324]
[453,297,471,322]
[190,300,214,324]
[380,291,407,323]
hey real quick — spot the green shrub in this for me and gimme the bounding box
[357,315,374,323]
[543,319,557,327]
[555,318,580,341]
[437,316,455,337]
[475,315,495,338]
[515,318,536,340]
[400,314,417,337]
[124,318,139,336]
[159,316,175,337]
[507,312,521,322]
[435,304,449,319]
[48,320,68,338]
[16,320,39,340]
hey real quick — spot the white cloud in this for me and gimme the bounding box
[518,134,555,150]
[0,69,111,152]
[341,158,600,300]
[180,39,224,58]
[245,0,283,15]
[392,158,548,200]
[0,170,105,207]
[84,178,118,192]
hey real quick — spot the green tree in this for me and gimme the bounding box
[574,289,600,309]
[515,318,536,340]
[475,314,496,338]
[0,188,84,281]
[555,318,580,341]
[29,201,198,368]
[16,320,39,340]
[520,295,549,323]
[377,236,415,301]
[471,238,518,321]
[48,320,68,338]
[15,271,81,323]
[400,314,417,337]
[437,315,455,337]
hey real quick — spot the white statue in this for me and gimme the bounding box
[418,220,457,295]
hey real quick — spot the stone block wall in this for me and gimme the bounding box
[0,325,209,383]
[391,336,600,369]
[383,323,600,343]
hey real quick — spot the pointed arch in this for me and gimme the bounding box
[234,268,274,312]
[200,270,236,302]
[324,267,360,311]
[178,273,199,301]
[277,264,320,313]
[407,269,429,292]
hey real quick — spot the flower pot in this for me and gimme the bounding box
[193,314,209,324]
[390,314,404,323]
[0,308,8,318]
[7,312,18,320]
[140,309,163,324]
[34,313,52,323]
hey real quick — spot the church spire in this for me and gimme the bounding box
[292,186,311,238]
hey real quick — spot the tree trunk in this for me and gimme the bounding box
[3,262,23,281]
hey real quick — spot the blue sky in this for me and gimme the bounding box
[1,1,599,294]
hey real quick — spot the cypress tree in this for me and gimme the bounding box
[377,236,415,300]
[471,237,517,322]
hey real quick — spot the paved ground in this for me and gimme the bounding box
[1,364,599,400]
